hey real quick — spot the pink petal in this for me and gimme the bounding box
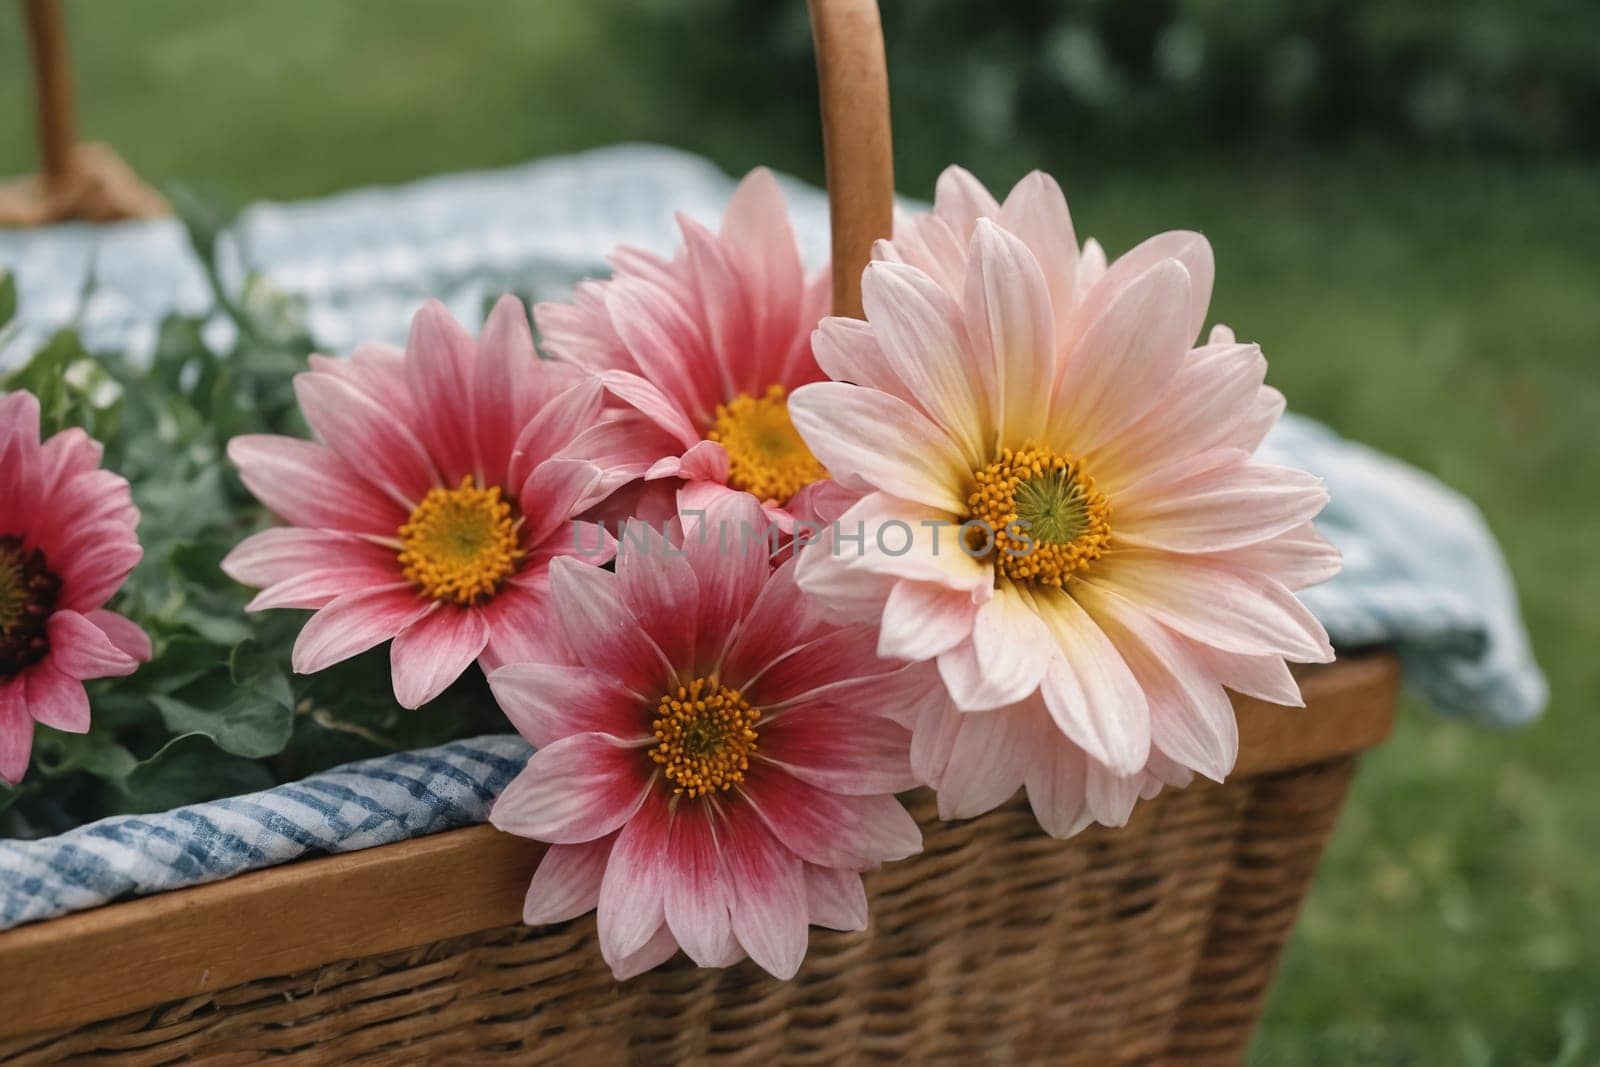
[662,806,735,966]
[1115,451,1328,554]
[227,435,406,536]
[1084,761,1145,827]
[681,491,772,668]
[293,371,438,506]
[51,532,143,614]
[964,219,1056,446]
[1076,237,1107,297]
[522,835,616,926]
[506,376,606,497]
[789,382,968,512]
[996,170,1079,324]
[1185,641,1305,707]
[1024,736,1093,839]
[967,581,1054,708]
[811,315,910,403]
[1084,550,1334,663]
[536,282,636,374]
[0,679,33,786]
[720,803,809,980]
[1076,231,1214,348]
[720,171,806,382]
[1032,590,1151,775]
[36,427,103,497]
[85,609,151,663]
[490,733,653,845]
[935,702,1038,820]
[1088,343,1269,492]
[25,663,90,733]
[222,528,386,589]
[874,213,968,303]
[519,458,607,548]
[45,610,139,681]
[596,793,671,963]
[610,922,683,981]
[476,296,583,481]
[1079,584,1237,781]
[598,369,701,449]
[291,584,434,675]
[614,520,701,673]
[1048,258,1193,455]
[909,693,964,788]
[477,574,568,672]
[720,554,830,685]
[388,607,490,709]
[741,768,921,870]
[547,557,672,695]
[804,866,869,932]
[931,165,1000,236]
[877,579,977,662]
[759,705,917,795]
[859,260,992,466]
[742,624,888,710]
[1212,521,1342,592]
[243,543,404,612]
[489,662,650,748]
[607,277,721,429]
[402,300,480,484]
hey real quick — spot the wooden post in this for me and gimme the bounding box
[24,0,76,191]
[807,0,895,320]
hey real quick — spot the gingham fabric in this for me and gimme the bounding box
[0,145,1546,932]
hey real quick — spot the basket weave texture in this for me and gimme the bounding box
[2,758,1356,1065]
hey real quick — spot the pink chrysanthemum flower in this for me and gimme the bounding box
[789,167,1338,836]
[223,297,618,709]
[487,494,922,980]
[1,391,149,784]
[535,169,833,529]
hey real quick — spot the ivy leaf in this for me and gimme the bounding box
[148,640,295,759]
[122,733,277,813]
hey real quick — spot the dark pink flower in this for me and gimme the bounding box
[1,391,149,784]
[488,494,923,980]
[224,298,618,709]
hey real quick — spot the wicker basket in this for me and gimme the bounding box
[0,2,1402,1062]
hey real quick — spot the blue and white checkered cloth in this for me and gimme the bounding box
[0,145,1547,933]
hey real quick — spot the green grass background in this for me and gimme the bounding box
[2,3,1594,1062]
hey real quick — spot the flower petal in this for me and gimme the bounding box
[996,170,1079,323]
[964,219,1056,446]
[388,607,490,709]
[877,579,977,662]
[804,865,869,932]
[932,165,1000,236]
[489,662,650,748]
[45,610,139,681]
[721,803,810,980]
[293,371,438,506]
[759,705,917,795]
[522,835,616,926]
[0,679,33,786]
[1032,590,1151,775]
[859,260,993,466]
[1024,736,1093,839]
[1115,451,1328,554]
[935,702,1038,820]
[547,557,672,695]
[741,769,921,870]
[85,610,151,663]
[596,793,670,962]
[1048,258,1193,455]
[662,806,734,967]
[291,584,434,676]
[227,435,405,535]
[490,733,653,845]
[788,381,969,512]
[402,300,480,483]
[25,663,90,733]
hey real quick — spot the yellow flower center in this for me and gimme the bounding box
[965,444,1113,588]
[396,477,523,605]
[707,384,828,503]
[650,676,761,799]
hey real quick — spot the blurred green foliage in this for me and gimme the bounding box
[0,1,1594,1061]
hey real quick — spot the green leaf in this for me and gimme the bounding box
[0,268,15,330]
[148,640,295,759]
[122,733,277,813]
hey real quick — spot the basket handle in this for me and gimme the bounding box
[807,0,894,320]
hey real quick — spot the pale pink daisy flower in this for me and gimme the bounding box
[535,168,833,530]
[487,494,922,980]
[1,390,149,784]
[223,297,618,709]
[789,168,1338,836]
